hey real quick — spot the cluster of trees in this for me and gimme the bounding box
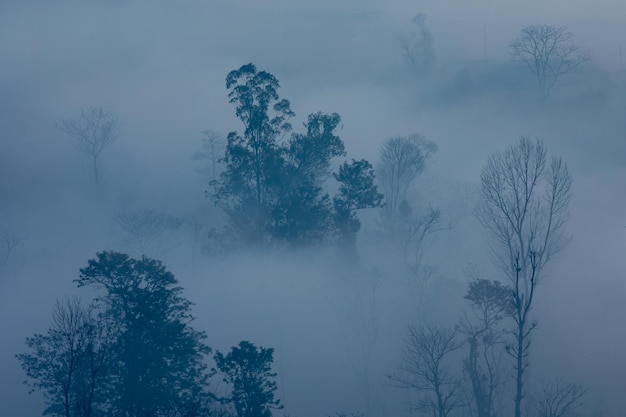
[396,20,588,101]
[209,63,382,254]
[390,137,577,417]
[21,64,582,417]
[17,252,282,417]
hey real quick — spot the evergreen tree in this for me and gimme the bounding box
[213,341,282,417]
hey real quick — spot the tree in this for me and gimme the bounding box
[214,63,294,235]
[212,63,294,245]
[396,13,435,74]
[269,112,345,245]
[17,297,111,417]
[212,64,381,249]
[461,277,512,417]
[533,379,587,417]
[192,130,225,182]
[0,225,25,272]
[213,341,282,417]
[389,325,463,417]
[333,159,383,255]
[58,107,121,189]
[111,209,185,257]
[75,251,211,417]
[376,134,437,236]
[508,25,588,101]
[476,137,572,417]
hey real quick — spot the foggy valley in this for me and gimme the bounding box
[1,1,625,417]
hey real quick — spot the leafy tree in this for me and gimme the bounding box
[476,137,572,417]
[376,133,437,237]
[16,297,111,417]
[213,341,282,417]
[211,64,382,249]
[461,277,512,417]
[76,251,211,417]
[268,112,345,245]
[212,63,294,245]
[333,159,383,254]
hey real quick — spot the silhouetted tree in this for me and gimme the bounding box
[212,63,381,249]
[509,25,588,101]
[111,209,184,257]
[193,129,225,182]
[461,276,512,417]
[76,251,211,417]
[0,225,24,272]
[376,133,437,236]
[333,159,383,255]
[476,137,572,417]
[211,63,294,245]
[17,297,111,417]
[57,107,121,189]
[533,379,587,417]
[213,341,282,417]
[396,13,435,74]
[269,112,345,245]
[389,325,463,417]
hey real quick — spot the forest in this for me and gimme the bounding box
[1,1,625,417]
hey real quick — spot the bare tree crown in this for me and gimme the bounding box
[377,134,437,231]
[476,137,571,282]
[509,24,588,100]
[58,107,121,187]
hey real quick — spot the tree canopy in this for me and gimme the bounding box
[211,63,382,250]
[18,252,212,417]
[213,341,282,417]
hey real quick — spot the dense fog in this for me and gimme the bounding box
[1,1,625,417]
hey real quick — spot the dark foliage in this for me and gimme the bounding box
[213,341,282,417]
[210,63,382,250]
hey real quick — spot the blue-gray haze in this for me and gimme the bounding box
[1,0,624,416]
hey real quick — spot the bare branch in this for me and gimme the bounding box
[192,129,225,182]
[534,379,587,417]
[509,25,588,100]
[395,13,435,74]
[57,107,121,188]
[111,209,184,257]
[0,226,25,270]
[476,137,572,417]
[389,325,464,417]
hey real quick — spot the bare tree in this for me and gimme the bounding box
[192,129,225,182]
[389,325,463,417]
[58,107,121,188]
[17,297,111,417]
[396,13,435,74]
[111,209,184,257]
[377,134,437,236]
[476,137,572,417]
[533,379,587,417]
[508,25,588,101]
[0,225,25,271]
